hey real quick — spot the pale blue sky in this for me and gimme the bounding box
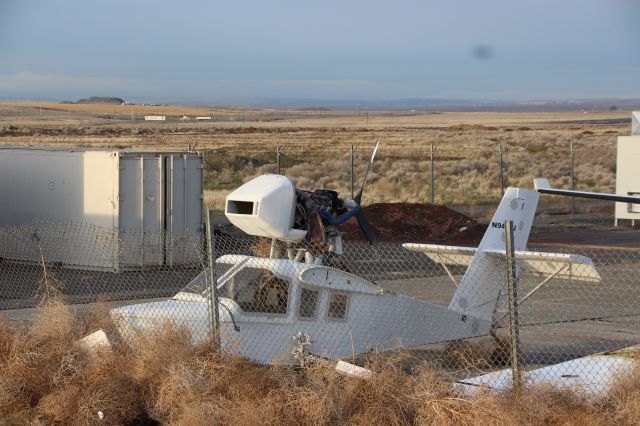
[1,0,638,103]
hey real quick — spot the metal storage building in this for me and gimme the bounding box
[0,147,203,270]
[615,112,640,226]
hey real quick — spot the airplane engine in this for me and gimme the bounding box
[225,174,308,242]
[225,141,379,246]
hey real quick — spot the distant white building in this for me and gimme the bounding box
[144,115,166,121]
[195,116,212,121]
[615,111,640,226]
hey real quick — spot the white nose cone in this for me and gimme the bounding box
[225,174,308,241]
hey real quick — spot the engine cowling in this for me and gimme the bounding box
[225,174,308,242]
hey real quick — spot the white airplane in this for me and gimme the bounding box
[111,177,599,365]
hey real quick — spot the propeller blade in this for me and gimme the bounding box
[353,140,379,205]
[356,210,376,243]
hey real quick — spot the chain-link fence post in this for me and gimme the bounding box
[206,209,220,347]
[499,144,505,195]
[276,145,287,175]
[570,141,576,215]
[350,144,357,198]
[505,219,521,389]
[430,143,436,204]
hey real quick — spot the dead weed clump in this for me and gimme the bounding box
[1,299,640,425]
[0,299,144,425]
[484,384,604,425]
[602,361,640,425]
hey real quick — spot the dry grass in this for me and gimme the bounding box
[0,101,274,120]
[0,104,629,208]
[0,299,637,425]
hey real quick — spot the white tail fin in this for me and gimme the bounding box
[448,187,539,321]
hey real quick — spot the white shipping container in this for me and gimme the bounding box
[144,115,166,121]
[0,147,203,270]
[615,136,640,226]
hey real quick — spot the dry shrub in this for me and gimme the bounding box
[127,323,194,389]
[250,237,274,258]
[0,299,145,425]
[6,299,83,407]
[148,337,283,425]
[76,298,120,337]
[442,339,491,371]
[603,361,640,425]
[485,384,603,425]
[1,299,640,425]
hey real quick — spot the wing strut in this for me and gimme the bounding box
[495,263,568,323]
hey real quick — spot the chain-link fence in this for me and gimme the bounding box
[202,141,616,220]
[1,219,638,395]
[0,221,205,310]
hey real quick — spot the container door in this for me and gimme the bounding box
[118,155,142,267]
[118,154,164,267]
[165,154,203,265]
[142,154,164,265]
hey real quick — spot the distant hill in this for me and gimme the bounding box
[74,96,125,105]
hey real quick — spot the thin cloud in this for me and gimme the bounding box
[0,71,133,92]
[0,72,426,101]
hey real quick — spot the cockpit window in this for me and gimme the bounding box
[298,287,319,319]
[220,267,289,314]
[327,293,348,320]
[182,263,236,296]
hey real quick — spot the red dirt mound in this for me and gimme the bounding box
[339,203,486,245]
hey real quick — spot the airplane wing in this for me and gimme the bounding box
[484,249,600,282]
[402,243,476,266]
[534,178,640,204]
[455,352,634,398]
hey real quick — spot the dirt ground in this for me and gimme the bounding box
[529,212,640,248]
[340,203,486,245]
[340,200,639,248]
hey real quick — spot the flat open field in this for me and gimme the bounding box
[0,103,631,209]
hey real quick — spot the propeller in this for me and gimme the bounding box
[304,140,379,244]
[352,140,379,243]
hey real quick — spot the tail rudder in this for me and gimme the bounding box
[448,187,539,321]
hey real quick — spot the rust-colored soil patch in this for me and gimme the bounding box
[340,203,486,245]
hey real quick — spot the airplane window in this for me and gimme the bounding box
[298,287,319,319]
[223,267,289,314]
[182,263,235,296]
[327,293,348,320]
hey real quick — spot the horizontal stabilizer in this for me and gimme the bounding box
[402,243,476,265]
[485,249,600,282]
[403,243,600,282]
